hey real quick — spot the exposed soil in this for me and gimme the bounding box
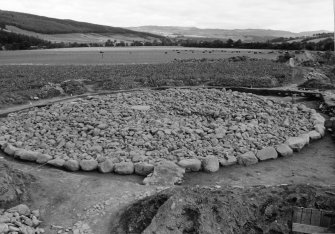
[112,184,335,234]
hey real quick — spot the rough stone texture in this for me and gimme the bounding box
[7,204,30,216]
[64,160,80,171]
[143,161,185,186]
[314,124,326,137]
[275,144,293,157]
[35,154,53,164]
[134,163,154,176]
[219,155,237,167]
[201,156,220,173]
[4,144,18,156]
[114,162,135,175]
[308,130,322,141]
[177,159,202,172]
[98,159,114,173]
[47,158,65,167]
[14,149,40,162]
[300,133,310,145]
[80,159,98,171]
[256,147,278,161]
[285,137,306,152]
[237,151,258,166]
[131,105,151,111]
[0,141,6,150]
[311,113,325,125]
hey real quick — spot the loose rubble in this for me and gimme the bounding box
[0,88,324,177]
[0,204,43,234]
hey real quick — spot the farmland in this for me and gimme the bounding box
[0,47,279,65]
[0,57,291,107]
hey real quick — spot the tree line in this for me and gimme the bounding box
[180,38,334,51]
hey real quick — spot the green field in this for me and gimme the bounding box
[0,47,279,65]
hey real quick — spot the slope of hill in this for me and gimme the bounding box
[127,26,331,42]
[0,10,164,43]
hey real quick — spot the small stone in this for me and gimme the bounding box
[48,158,65,167]
[134,162,154,176]
[0,141,7,150]
[36,154,53,164]
[308,130,322,141]
[7,204,30,216]
[98,159,114,173]
[0,224,9,233]
[114,162,134,175]
[201,156,220,173]
[177,159,202,172]
[64,160,80,171]
[285,137,306,152]
[256,147,278,161]
[276,144,293,157]
[80,159,98,171]
[237,151,258,166]
[131,105,150,111]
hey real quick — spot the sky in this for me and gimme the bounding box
[1,0,334,32]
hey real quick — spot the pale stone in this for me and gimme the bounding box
[64,160,80,171]
[285,137,306,152]
[98,159,114,173]
[308,130,322,141]
[48,158,65,167]
[177,159,202,172]
[114,162,135,175]
[7,204,30,216]
[131,105,151,111]
[4,144,18,156]
[14,149,40,161]
[219,155,237,167]
[300,133,310,145]
[0,141,7,150]
[143,160,185,186]
[237,151,258,166]
[276,144,293,157]
[36,154,53,164]
[201,156,220,172]
[80,159,98,171]
[256,147,278,161]
[134,162,154,176]
[314,124,325,137]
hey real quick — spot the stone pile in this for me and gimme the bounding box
[0,88,324,176]
[0,204,43,234]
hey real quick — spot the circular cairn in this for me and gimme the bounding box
[0,88,317,174]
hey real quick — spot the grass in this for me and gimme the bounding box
[0,59,291,107]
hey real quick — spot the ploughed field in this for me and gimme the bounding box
[0,59,291,107]
[0,88,316,175]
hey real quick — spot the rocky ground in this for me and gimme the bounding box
[0,88,316,176]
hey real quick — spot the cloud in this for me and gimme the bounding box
[1,0,333,32]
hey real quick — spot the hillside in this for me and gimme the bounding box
[127,26,331,42]
[0,10,163,42]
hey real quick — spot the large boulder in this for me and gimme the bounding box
[4,144,18,156]
[36,154,53,164]
[275,144,293,157]
[177,159,202,172]
[134,163,154,176]
[114,162,135,175]
[64,160,80,171]
[201,156,220,173]
[308,130,322,141]
[256,147,278,161]
[14,149,40,162]
[285,137,306,152]
[98,159,115,173]
[237,151,258,166]
[47,158,65,167]
[80,159,98,171]
[219,155,237,167]
[314,124,326,137]
[7,204,30,216]
[143,161,185,186]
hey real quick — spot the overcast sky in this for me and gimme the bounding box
[2,0,334,32]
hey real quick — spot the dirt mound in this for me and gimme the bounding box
[298,79,335,90]
[60,80,87,95]
[112,184,335,234]
[0,162,33,209]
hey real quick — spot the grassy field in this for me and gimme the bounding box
[0,47,279,65]
[0,58,292,107]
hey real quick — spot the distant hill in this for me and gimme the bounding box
[127,26,331,42]
[0,10,164,43]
